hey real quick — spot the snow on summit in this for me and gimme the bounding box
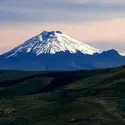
[6,31,100,58]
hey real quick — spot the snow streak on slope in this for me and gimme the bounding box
[6,31,100,58]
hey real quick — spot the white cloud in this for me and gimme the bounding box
[120,53,125,56]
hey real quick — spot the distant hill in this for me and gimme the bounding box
[0,66,125,124]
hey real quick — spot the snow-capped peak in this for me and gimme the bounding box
[6,31,100,58]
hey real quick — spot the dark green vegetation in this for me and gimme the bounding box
[0,66,125,125]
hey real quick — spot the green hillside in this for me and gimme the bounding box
[0,66,125,125]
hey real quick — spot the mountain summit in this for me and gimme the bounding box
[6,31,100,58]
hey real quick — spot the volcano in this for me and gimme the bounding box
[0,31,125,70]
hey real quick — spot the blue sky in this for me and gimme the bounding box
[0,0,125,55]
